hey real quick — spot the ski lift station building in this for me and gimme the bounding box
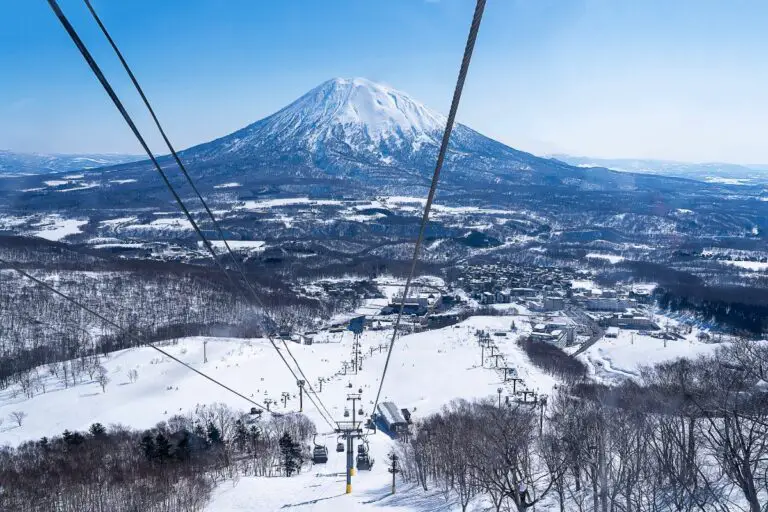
[377,401,409,435]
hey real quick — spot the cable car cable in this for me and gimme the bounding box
[372,0,486,415]
[47,0,336,429]
[82,0,263,316]
[82,0,334,426]
[0,255,272,413]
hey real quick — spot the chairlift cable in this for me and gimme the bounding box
[0,255,271,413]
[83,0,335,426]
[372,0,486,415]
[82,0,264,319]
[47,0,336,428]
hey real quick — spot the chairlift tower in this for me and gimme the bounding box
[297,380,305,412]
[335,420,363,494]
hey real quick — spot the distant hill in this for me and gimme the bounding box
[550,154,768,185]
[0,150,141,176]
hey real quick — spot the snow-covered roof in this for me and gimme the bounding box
[377,401,407,426]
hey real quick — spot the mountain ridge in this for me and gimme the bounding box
[0,150,141,176]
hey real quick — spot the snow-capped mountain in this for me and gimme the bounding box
[177,77,558,189]
[0,150,140,176]
[6,77,764,234]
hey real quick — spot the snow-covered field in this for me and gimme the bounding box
[0,280,736,511]
[586,252,625,264]
[0,311,552,510]
[33,216,88,241]
[204,240,267,252]
[578,328,722,384]
[724,260,768,271]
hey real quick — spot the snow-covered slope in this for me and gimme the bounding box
[173,77,561,188]
[0,311,552,510]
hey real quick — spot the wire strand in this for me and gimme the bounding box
[0,257,271,413]
[48,0,336,429]
[372,0,486,414]
[82,0,263,318]
[82,0,335,426]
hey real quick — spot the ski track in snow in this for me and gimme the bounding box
[0,279,738,510]
[0,312,557,510]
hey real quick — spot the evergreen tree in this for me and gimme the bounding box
[155,432,171,461]
[279,432,302,476]
[174,430,191,461]
[207,422,223,445]
[63,429,85,448]
[89,422,106,438]
[140,432,156,460]
[194,421,209,449]
[234,419,248,452]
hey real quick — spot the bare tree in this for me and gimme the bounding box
[96,365,110,393]
[10,411,27,427]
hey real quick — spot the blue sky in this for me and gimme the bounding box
[2,0,768,163]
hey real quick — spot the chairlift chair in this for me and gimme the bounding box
[311,435,328,464]
[356,440,373,470]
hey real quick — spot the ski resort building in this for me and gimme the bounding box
[376,401,409,436]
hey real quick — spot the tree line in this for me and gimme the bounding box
[399,339,768,511]
[0,250,366,389]
[655,284,768,335]
[0,403,316,512]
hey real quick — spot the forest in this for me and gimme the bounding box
[655,284,768,335]
[399,340,768,512]
[0,404,315,512]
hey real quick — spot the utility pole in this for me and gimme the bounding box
[281,391,290,408]
[490,354,503,368]
[509,377,523,394]
[264,398,273,411]
[497,387,503,408]
[297,380,305,412]
[318,377,324,393]
[342,361,349,375]
[388,452,400,494]
[203,339,208,363]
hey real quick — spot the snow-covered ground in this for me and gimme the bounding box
[578,327,722,384]
[0,311,551,510]
[203,240,267,253]
[724,260,768,271]
[33,216,88,241]
[214,182,241,189]
[586,252,625,264]
[0,293,736,510]
[238,197,343,210]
